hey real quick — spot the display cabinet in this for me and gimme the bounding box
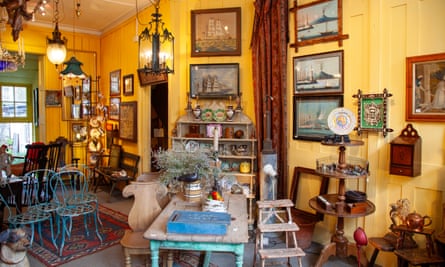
[172,111,257,225]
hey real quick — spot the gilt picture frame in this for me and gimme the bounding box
[293,95,343,141]
[293,50,343,95]
[110,69,121,96]
[123,74,134,96]
[406,52,445,122]
[191,7,241,57]
[109,97,120,121]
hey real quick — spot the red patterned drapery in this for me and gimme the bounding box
[251,0,289,198]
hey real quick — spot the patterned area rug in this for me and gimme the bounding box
[28,205,129,267]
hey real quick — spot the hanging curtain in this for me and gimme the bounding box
[251,0,289,198]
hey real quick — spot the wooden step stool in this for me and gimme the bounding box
[253,199,305,267]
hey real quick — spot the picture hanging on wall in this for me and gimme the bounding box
[289,0,349,52]
[353,88,393,137]
[406,52,445,122]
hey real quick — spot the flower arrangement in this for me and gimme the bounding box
[153,147,216,191]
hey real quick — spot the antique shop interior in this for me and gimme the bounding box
[0,0,444,266]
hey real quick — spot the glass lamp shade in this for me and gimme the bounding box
[138,6,174,74]
[46,43,66,65]
[60,56,87,79]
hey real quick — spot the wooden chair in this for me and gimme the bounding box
[93,145,140,196]
[120,172,169,267]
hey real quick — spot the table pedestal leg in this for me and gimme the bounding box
[314,242,369,267]
[150,240,160,266]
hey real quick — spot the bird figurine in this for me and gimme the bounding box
[176,172,199,183]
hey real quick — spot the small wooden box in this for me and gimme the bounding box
[167,210,231,235]
[346,202,368,214]
[390,124,421,177]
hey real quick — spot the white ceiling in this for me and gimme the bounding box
[27,0,150,35]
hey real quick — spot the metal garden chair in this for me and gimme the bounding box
[0,170,57,248]
[50,169,102,256]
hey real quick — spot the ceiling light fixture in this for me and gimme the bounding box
[138,0,174,75]
[46,0,67,67]
[60,0,86,79]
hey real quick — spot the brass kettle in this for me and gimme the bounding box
[406,211,432,230]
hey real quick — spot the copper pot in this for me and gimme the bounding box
[406,211,432,230]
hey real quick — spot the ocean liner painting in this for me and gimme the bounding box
[191,8,241,57]
[297,0,339,42]
[293,50,343,94]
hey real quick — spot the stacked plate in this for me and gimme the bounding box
[202,199,227,212]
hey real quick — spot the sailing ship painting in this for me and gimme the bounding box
[190,64,239,98]
[192,8,240,54]
[297,0,339,41]
[294,96,342,141]
[294,51,343,94]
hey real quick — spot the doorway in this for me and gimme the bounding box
[151,83,168,171]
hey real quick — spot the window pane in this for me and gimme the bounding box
[2,102,14,117]
[15,86,27,102]
[15,103,27,117]
[0,123,32,156]
[1,86,14,101]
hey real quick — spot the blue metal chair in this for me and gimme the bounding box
[0,171,57,248]
[50,169,102,256]
[59,164,102,226]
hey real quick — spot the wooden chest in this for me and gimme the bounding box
[390,124,421,177]
[166,210,231,235]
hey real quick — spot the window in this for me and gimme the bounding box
[0,83,33,156]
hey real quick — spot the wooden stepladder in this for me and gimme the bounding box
[254,199,305,267]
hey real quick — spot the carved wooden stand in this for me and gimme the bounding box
[309,140,375,267]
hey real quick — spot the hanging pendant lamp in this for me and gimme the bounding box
[60,56,86,78]
[46,0,67,66]
[60,0,86,79]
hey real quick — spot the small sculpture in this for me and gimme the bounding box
[0,144,13,178]
[389,198,410,226]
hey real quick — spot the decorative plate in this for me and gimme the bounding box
[88,140,102,152]
[89,128,101,139]
[213,109,226,122]
[185,141,199,152]
[201,109,213,121]
[89,118,100,128]
[327,107,356,135]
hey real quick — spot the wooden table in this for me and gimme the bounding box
[143,193,248,267]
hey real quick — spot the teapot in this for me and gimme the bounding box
[406,211,432,230]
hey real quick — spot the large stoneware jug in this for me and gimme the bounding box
[122,172,167,231]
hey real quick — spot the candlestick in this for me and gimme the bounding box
[213,127,219,152]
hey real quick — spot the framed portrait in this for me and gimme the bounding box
[353,89,393,137]
[406,52,445,122]
[293,50,343,95]
[45,90,62,107]
[110,69,121,96]
[293,95,343,141]
[119,101,137,142]
[191,7,241,57]
[109,97,120,121]
[190,63,239,98]
[123,74,134,96]
[289,0,348,51]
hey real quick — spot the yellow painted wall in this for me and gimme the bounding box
[1,23,100,146]
[100,0,255,172]
[288,0,445,265]
[3,0,445,265]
